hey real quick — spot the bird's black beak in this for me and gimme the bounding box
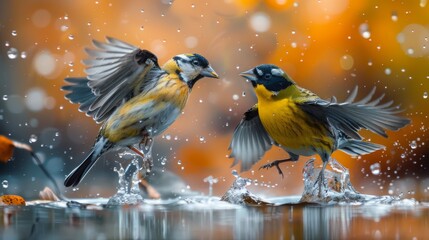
[200,65,219,78]
[239,69,257,82]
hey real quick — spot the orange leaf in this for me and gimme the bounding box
[0,135,15,163]
[0,195,26,206]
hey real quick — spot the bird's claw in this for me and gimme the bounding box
[259,161,284,178]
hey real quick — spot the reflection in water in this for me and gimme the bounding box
[115,206,269,239]
[303,206,353,239]
[1,200,429,239]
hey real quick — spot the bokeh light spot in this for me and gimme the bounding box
[26,88,46,112]
[249,12,271,33]
[32,9,51,28]
[340,54,354,70]
[33,51,56,77]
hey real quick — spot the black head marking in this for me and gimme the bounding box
[253,64,293,92]
[192,53,209,68]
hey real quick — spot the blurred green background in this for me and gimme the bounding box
[0,0,428,200]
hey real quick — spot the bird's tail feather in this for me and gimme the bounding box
[64,149,97,187]
[338,139,385,156]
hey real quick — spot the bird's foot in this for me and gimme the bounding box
[139,137,154,156]
[259,159,291,178]
[314,171,326,197]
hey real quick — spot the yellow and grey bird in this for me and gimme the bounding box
[229,64,410,187]
[62,37,218,187]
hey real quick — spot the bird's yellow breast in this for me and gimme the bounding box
[255,85,333,154]
[102,74,190,143]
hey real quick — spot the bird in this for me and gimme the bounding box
[62,37,218,187]
[229,64,410,193]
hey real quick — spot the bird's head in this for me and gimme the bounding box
[240,64,295,97]
[164,53,218,88]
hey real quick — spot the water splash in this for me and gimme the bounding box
[300,158,418,205]
[203,175,218,197]
[107,159,143,205]
[221,170,271,206]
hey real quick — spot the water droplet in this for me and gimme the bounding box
[199,136,205,142]
[2,95,8,101]
[140,26,144,31]
[420,0,427,7]
[2,180,8,188]
[68,34,74,40]
[140,9,145,13]
[242,91,246,97]
[29,134,38,143]
[199,99,203,103]
[5,41,10,47]
[177,160,182,165]
[11,30,17,36]
[391,11,398,22]
[423,92,428,99]
[232,94,239,100]
[232,169,239,178]
[20,51,27,59]
[165,134,171,140]
[401,153,406,159]
[177,28,181,33]
[191,3,195,8]
[410,140,417,149]
[60,25,69,32]
[7,48,18,59]
[370,163,381,175]
[359,23,371,39]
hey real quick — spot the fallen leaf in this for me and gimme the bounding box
[0,135,15,163]
[0,195,26,206]
[39,187,60,201]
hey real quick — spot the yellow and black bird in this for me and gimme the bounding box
[62,37,218,187]
[229,64,410,188]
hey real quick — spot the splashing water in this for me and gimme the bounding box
[203,175,218,197]
[108,159,143,205]
[300,158,418,205]
[221,170,271,206]
[108,140,154,205]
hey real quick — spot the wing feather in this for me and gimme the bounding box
[62,37,162,123]
[229,105,273,172]
[300,87,410,140]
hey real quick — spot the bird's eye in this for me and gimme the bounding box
[192,60,200,66]
[264,74,272,79]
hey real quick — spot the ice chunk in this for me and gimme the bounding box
[221,171,271,206]
[300,158,419,205]
[301,158,363,203]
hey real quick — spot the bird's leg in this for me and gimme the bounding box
[259,158,296,178]
[139,137,154,156]
[314,160,328,197]
[128,146,145,158]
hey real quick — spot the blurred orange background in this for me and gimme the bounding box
[0,0,428,200]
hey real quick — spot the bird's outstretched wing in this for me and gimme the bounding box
[229,105,273,172]
[62,37,162,123]
[300,86,410,140]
